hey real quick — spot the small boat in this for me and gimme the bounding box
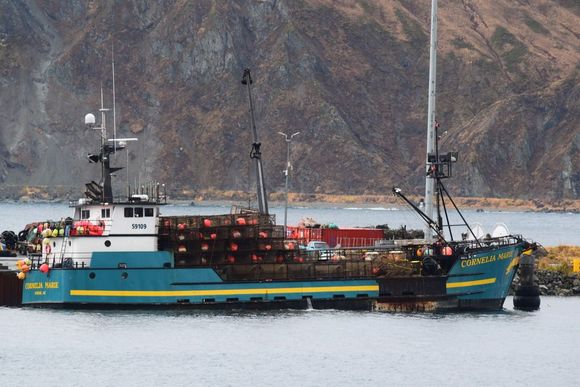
[14,0,536,311]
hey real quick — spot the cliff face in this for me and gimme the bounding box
[0,0,578,200]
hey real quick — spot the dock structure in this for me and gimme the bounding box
[0,268,22,306]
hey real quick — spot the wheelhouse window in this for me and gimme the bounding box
[124,207,134,218]
[81,210,90,219]
[144,208,154,217]
[134,207,144,218]
[101,208,111,218]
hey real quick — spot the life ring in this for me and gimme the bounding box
[43,243,52,255]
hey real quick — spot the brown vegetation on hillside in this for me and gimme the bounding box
[0,1,578,202]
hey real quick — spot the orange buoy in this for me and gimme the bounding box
[201,243,209,251]
[235,217,246,225]
[178,245,187,253]
[226,255,236,264]
[258,231,268,238]
[178,223,186,231]
[265,244,272,251]
[39,263,50,273]
[232,230,241,239]
[210,233,217,240]
[203,219,212,227]
[17,272,26,280]
[230,243,238,252]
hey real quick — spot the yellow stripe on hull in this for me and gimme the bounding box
[446,278,496,289]
[70,285,379,298]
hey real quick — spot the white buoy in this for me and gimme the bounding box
[491,223,510,238]
[470,223,485,240]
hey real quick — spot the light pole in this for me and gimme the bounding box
[278,131,300,237]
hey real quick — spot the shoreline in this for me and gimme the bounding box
[1,191,579,214]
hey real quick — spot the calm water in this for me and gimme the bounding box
[0,297,579,386]
[0,202,578,246]
[1,203,579,385]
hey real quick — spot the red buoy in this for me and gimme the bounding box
[203,219,212,227]
[230,243,238,252]
[442,246,453,256]
[39,263,50,273]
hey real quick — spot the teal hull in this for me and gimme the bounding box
[21,244,525,310]
[22,268,379,306]
[447,244,521,303]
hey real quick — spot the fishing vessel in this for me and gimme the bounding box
[11,0,536,311]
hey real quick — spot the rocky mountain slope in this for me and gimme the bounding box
[0,0,578,201]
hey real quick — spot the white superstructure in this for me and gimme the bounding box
[43,201,160,267]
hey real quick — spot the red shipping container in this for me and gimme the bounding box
[286,226,384,248]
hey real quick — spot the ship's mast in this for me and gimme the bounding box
[85,85,123,204]
[424,0,438,242]
[395,0,478,246]
[242,68,269,215]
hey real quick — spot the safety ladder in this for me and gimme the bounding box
[59,233,70,262]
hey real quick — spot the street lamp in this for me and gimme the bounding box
[278,131,300,237]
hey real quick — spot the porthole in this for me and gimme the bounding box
[104,240,111,247]
[89,272,96,279]
[121,272,128,279]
